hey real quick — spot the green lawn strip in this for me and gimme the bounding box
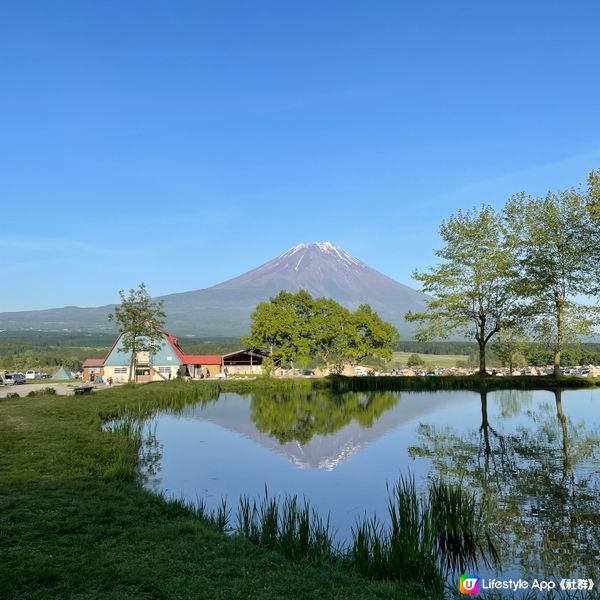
[0,387,431,600]
[392,352,469,368]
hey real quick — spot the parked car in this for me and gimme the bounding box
[3,373,25,385]
[26,370,44,380]
[297,369,314,377]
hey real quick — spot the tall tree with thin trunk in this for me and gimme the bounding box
[504,190,599,377]
[406,205,517,375]
[108,283,166,383]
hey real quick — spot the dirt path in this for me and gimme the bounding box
[0,382,117,398]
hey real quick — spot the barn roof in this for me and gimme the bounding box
[83,358,104,368]
[182,354,223,365]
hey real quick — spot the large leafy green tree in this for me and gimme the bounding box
[505,190,599,376]
[406,205,517,375]
[108,282,166,383]
[244,290,398,374]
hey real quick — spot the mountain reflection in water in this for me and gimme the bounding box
[139,388,600,583]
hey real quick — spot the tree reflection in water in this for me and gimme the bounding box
[249,388,400,445]
[409,390,600,582]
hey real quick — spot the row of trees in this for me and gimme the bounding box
[243,290,399,373]
[407,169,600,376]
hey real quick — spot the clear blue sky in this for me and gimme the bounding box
[2,1,600,311]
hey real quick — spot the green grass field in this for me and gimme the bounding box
[392,351,469,368]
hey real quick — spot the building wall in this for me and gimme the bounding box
[191,364,222,378]
[226,364,263,375]
[82,367,104,382]
[103,365,132,383]
[103,364,180,383]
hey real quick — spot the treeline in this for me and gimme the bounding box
[396,341,600,366]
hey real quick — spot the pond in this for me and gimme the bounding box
[138,387,600,584]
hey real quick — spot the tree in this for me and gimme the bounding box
[491,326,529,375]
[505,190,599,377]
[406,205,517,375]
[406,353,424,368]
[244,290,398,374]
[108,283,166,383]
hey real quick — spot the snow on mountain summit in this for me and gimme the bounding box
[278,242,364,271]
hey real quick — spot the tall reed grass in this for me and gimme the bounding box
[347,476,497,592]
[235,487,335,560]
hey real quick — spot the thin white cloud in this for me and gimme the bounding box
[442,146,600,205]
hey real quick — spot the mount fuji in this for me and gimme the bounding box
[0,242,429,337]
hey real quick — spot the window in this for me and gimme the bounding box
[158,367,171,373]
[114,367,127,374]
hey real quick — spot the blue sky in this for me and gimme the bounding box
[2,1,600,311]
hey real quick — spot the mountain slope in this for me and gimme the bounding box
[0,242,428,337]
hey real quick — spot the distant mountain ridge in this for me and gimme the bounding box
[0,242,429,337]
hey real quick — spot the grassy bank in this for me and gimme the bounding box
[0,381,435,600]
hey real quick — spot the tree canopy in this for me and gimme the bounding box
[243,290,398,374]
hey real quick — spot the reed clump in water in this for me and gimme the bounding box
[349,476,498,593]
[235,488,334,561]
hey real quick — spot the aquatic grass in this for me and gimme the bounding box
[233,488,335,561]
[347,476,497,594]
[429,478,499,575]
[317,374,600,394]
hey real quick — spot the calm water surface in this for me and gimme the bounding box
[139,388,600,582]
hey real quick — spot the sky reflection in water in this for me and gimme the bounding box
[140,388,600,582]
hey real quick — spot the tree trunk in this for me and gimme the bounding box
[554,297,564,378]
[478,338,487,375]
[128,338,136,383]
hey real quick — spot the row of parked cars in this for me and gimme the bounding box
[1,370,54,385]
